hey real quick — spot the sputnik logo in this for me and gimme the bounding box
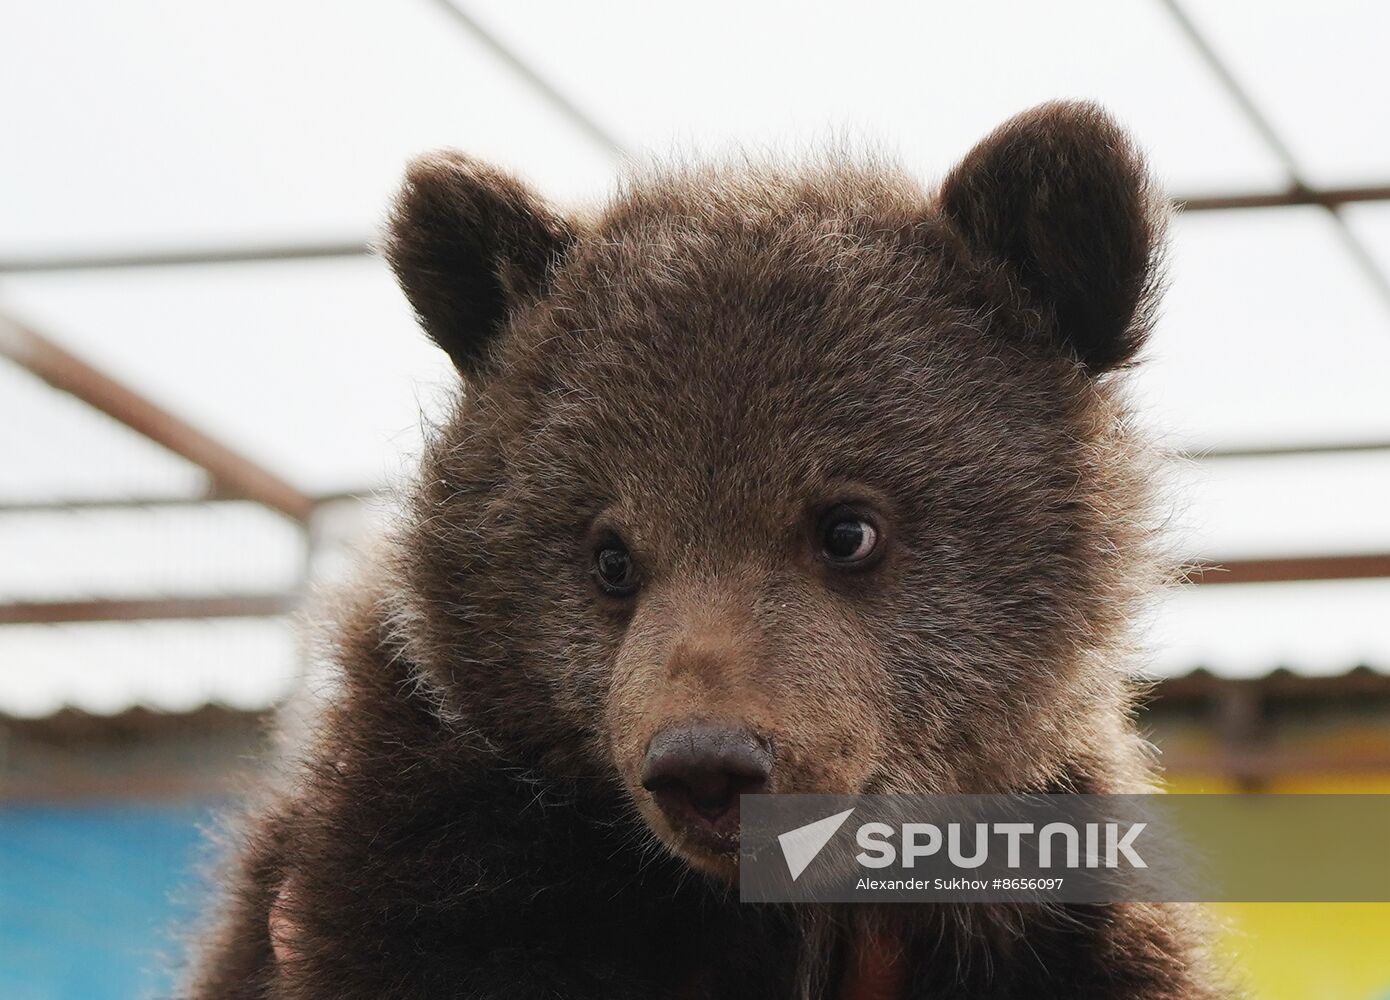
[777,808,855,880]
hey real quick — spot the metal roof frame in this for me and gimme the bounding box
[2,0,1388,631]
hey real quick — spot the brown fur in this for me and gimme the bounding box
[186,102,1227,999]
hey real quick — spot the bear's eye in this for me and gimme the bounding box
[593,541,639,596]
[820,512,880,567]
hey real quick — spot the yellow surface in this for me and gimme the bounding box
[1163,775,1390,999]
[1211,902,1390,1000]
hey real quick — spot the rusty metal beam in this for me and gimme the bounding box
[0,488,369,515]
[1158,0,1390,316]
[0,554,1381,626]
[1185,440,1390,460]
[0,594,298,625]
[2,189,1389,274]
[1177,184,1390,213]
[0,315,314,522]
[0,240,367,274]
[1187,552,1390,585]
[426,0,624,158]
[0,494,243,514]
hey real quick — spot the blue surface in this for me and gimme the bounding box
[0,804,218,1000]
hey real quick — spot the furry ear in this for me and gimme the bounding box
[383,152,575,375]
[938,101,1164,373]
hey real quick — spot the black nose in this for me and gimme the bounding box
[640,723,773,844]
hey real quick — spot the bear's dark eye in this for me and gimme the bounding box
[820,512,880,567]
[594,541,638,595]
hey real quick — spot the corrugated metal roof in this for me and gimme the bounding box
[0,618,298,718]
[1,0,1388,717]
[0,503,302,603]
[1144,579,1390,681]
[2,575,1384,721]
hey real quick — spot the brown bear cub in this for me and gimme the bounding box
[188,102,1224,999]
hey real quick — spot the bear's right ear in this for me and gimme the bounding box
[383,152,576,376]
[937,102,1164,374]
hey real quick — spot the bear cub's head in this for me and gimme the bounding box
[384,102,1164,878]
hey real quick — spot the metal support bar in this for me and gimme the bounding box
[0,316,314,522]
[425,0,624,159]
[0,553,1381,626]
[3,184,1390,274]
[0,241,367,274]
[0,495,248,514]
[0,489,369,515]
[0,594,298,625]
[1186,440,1390,460]
[1186,553,1390,585]
[1158,0,1390,314]
[3,435,1390,514]
[1178,184,1390,213]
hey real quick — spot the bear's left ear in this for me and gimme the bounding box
[383,151,576,377]
[937,101,1164,374]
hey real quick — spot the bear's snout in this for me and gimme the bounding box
[640,722,772,848]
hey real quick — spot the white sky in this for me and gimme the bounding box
[1,0,1387,714]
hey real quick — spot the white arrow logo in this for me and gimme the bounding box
[777,808,855,880]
